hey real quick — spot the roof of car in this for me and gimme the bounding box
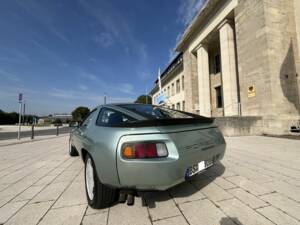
[100,103,153,107]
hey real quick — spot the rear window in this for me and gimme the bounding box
[96,108,136,127]
[118,104,196,120]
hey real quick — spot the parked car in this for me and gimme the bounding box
[69,104,226,209]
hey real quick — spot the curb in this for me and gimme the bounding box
[0,134,69,147]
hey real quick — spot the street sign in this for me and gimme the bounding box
[248,86,256,98]
[156,93,167,105]
[18,93,23,102]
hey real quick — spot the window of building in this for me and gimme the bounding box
[172,104,175,109]
[215,86,223,108]
[167,86,170,97]
[176,102,180,110]
[182,76,184,91]
[182,101,185,111]
[176,79,180,93]
[171,83,175,96]
[214,54,221,74]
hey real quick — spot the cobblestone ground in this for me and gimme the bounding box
[0,136,300,225]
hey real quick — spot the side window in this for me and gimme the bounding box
[81,110,97,128]
[96,108,135,127]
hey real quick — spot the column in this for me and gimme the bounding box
[219,20,239,116]
[197,45,211,117]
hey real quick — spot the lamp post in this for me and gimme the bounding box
[17,93,23,140]
[104,93,107,104]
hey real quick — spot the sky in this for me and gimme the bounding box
[0,0,205,115]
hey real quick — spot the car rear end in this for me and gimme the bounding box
[116,120,226,191]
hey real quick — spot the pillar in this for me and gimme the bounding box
[219,20,239,116]
[197,45,211,117]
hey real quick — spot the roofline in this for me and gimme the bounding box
[149,53,183,96]
[155,53,183,83]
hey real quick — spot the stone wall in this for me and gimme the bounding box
[215,116,263,136]
[235,0,300,117]
[234,0,300,133]
[295,0,300,116]
[263,0,300,117]
[294,0,300,73]
[234,0,271,117]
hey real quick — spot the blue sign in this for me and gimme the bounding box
[18,93,23,103]
[155,93,167,105]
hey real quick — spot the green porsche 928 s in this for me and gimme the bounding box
[69,104,226,208]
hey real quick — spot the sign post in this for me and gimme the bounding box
[18,93,23,140]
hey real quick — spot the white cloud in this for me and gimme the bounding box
[93,32,114,48]
[78,0,148,60]
[79,71,98,81]
[78,84,88,91]
[78,69,137,96]
[0,69,21,82]
[50,88,101,101]
[31,40,69,65]
[177,0,206,26]
[138,71,151,80]
[119,83,135,95]
[49,88,134,104]
[15,0,70,44]
[136,44,148,60]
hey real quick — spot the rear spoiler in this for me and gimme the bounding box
[111,117,215,128]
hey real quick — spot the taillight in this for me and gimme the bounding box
[122,142,168,159]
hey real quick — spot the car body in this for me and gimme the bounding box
[69,104,226,208]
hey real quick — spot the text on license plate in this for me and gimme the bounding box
[185,161,212,177]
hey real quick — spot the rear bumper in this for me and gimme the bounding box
[116,133,226,191]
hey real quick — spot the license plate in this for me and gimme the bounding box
[205,159,214,168]
[185,161,206,178]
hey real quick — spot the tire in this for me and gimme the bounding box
[69,141,79,157]
[84,154,117,209]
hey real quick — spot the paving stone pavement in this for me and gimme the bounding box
[0,135,300,225]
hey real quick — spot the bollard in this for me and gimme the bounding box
[31,125,34,139]
[56,125,59,136]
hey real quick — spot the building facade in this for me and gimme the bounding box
[151,54,186,111]
[150,0,300,134]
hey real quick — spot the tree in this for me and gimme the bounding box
[53,118,63,126]
[0,110,19,125]
[135,95,152,104]
[72,107,90,122]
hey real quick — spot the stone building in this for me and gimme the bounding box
[150,0,300,134]
[151,54,185,111]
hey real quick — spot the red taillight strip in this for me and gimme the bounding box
[122,142,168,159]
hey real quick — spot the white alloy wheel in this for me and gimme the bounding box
[86,158,95,200]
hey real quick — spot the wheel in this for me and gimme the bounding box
[69,140,79,157]
[84,154,118,209]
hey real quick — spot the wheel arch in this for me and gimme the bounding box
[81,148,89,162]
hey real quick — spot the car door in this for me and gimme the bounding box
[73,108,99,152]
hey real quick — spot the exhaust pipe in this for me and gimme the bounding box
[118,190,135,206]
[127,194,135,206]
[118,192,127,203]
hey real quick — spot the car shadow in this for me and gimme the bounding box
[139,162,226,208]
[220,217,243,225]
